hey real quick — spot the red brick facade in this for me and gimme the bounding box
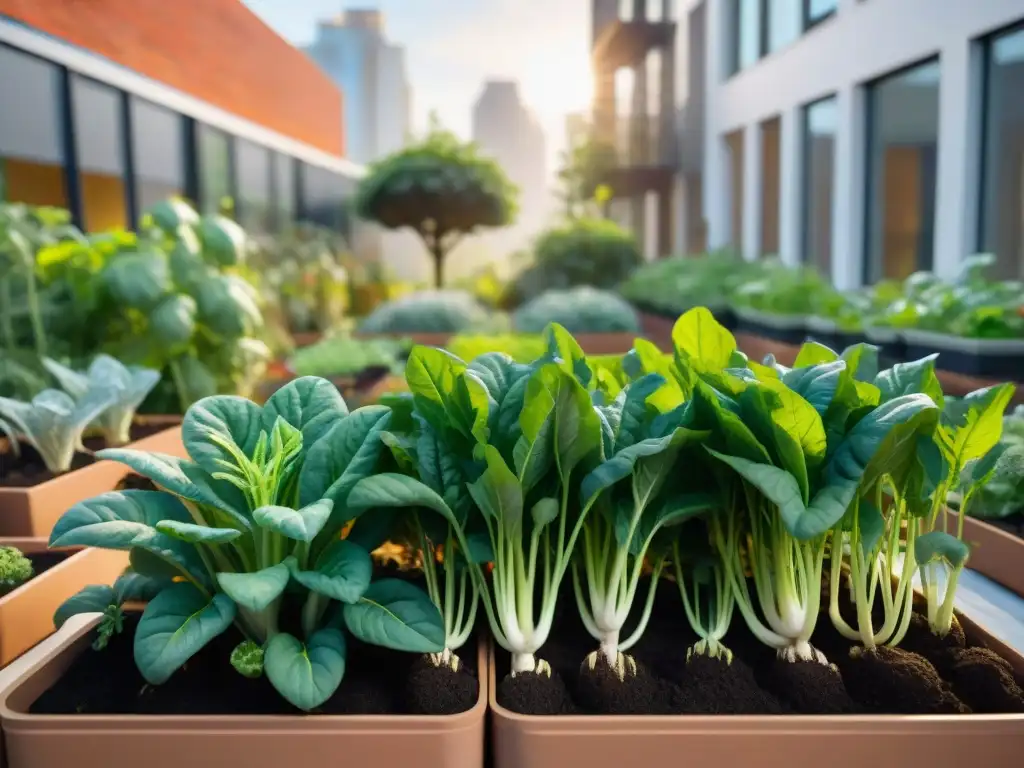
[0,0,344,156]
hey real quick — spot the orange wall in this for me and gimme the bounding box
[0,0,345,157]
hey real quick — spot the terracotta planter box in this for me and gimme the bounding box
[0,541,128,670]
[948,511,1024,598]
[0,620,488,768]
[0,419,185,538]
[488,611,1024,768]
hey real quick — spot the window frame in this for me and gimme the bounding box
[799,92,839,273]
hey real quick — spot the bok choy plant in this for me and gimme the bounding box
[573,373,714,678]
[0,388,117,474]
[49,377,445,711]
[349,333,606,678]
[43,354,161,446]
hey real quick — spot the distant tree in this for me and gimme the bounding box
[354,116,518,288]
[555,131,617,219]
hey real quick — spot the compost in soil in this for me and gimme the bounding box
[495,577,1024,716]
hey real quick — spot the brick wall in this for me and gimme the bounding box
[0,0,344,156]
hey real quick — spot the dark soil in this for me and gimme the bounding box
[842,646,969,714]
[115,474,159,492]
[30,580,479,716]
[946,647,1024,713]
[494,576,1023,717]
[900,612,967,673]
[0,421,173,488]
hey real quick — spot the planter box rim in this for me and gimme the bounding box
[487,608,1024,727]
[1,616,487,730]
[902,329,1024,353]
[733,307,807,330]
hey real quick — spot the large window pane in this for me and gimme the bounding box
[0,45,66,207]
[804,0,837,29]
[300,164,353,239]
[131,98,184,214]
[802,96,837,275]
[760,117,781,255]
[980,24,1024,280]
[235,139,271,234]
[272,152,296,232]
[197,124,232,215]
[72,76,127,231]
[766,0,801,54]
[731,0,761,74]
[865,60,940,283]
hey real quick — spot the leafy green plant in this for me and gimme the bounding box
[0,388,117,474]
[617,250,751,315]
[359,290,498,335]
[43,355,161,446]
[289,334,409,378]
[355,117,518,287]
[446,333,546,363]
[513,287,640,334]
[0,545,33,596]
[965,405,1024,520]
[50,378,444,710]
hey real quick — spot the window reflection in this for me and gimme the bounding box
[804,0,837,29]
[865,60,940,283]
[767,0,801,54]
[197,124,233,216]
[802,96,837,275]
[72,75,128,231]
[980,24,1024,280]
[273,152,296,232]
[236,139,271,234]
[732,0,761,73]
[0,45,67,207]
[131,98,184,215]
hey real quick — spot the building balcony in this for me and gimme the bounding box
[591,111,677,197]
[592,16,676,71]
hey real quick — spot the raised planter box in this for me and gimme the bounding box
[863,326,907,366]
[356,332,642,357]
[488,611,1024,768]
[804,316,863,353]
[947,511,1024,598]
[733,308,807,346]
[0,541,128,669]
[0,419,185,538]
[903,330,1024,380]
[0,618,488,768]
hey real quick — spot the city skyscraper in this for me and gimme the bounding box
[304,8,411,164]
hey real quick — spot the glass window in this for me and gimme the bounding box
[802,95,837,275]
[725,130,745,250]
[130,98,185,215]
[197,124,232,216]
[760,117,781,255]
[864,59,940,283]
[272,152,296,232]
[804,0,837,29]
[730,0,761,74]
[980,24,1024,280]
[0,45,66,207]
[766,0,801,54]
[72,76,128,231]
[235,139,271,234]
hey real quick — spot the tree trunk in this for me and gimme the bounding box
[431,240,445,288]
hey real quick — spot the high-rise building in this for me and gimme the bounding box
[472,79,547,250]
[304,8,412,164]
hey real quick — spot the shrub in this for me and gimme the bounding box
[512,287,640,334]
[358,290,497,334]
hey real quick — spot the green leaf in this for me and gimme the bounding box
[940,384,1016,469]
[875,355,944,407]
[671,307,736,371]
[531,497,559,528]
[525,364,602,481]
[543,322,592,387]
[156,519,242,544]
[960,442,1008,494]
[299,406,391,510]
[54,585,116,628]
[150,294,197,346]
[841,343,879,382]
[415,419,470,519]
[182,395,263,476]
[49,491,192,549]
[613,373,664,452]
[915,531,971,570]
[343,578,445,653]
[133,583,236,684]
[264,629,346,711]
[94,450,200,501]
[794,341,838,367]
[344,508,399,553]
[102,250,170,310]
[262,376,348,448]
[782,361,845,417]
[291,539,372,603]
[856,499,886,556]
[404,346,474,438]
[467,445,523,537]
[253,499,333,542]
[216,563,291,611]
[348,473,458,528]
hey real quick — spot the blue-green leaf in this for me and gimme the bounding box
[466,445,523,537]
[181,395,263,475]
[94,450,200,500]
[875,355,944,407]
[299,406,391,509]
[291,539,372,603]
[216,562,290,611]
[49,491,191,549]
[264,629,346,711]
[261,376,348,448]
[348,473,458,528]
[54,585,115,628]
[253,499,333,542]
[133,583,236,684]
[156,520,242,544]
[343,579,444,653]
[782,361,845,416]
[915,530,971,570]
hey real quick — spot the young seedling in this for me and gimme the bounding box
[0,545,33,596]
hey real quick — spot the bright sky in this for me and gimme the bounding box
[242,0,595,177]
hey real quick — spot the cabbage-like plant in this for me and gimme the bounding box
[0,545,33,596]
[512,287,641,334]
[358,290,497,334]
[0,389,117,474]
[43,355,161,446]
[51,378,445,710]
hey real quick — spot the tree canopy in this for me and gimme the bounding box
[354,121,518,287]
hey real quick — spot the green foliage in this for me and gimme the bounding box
[512,287,640,334]
[355,123,518,287]
[358,290,499,334]
[504,218,642,306]
[0,545,34,596]
[51,378,443,710]
[446,333,546,363]
[290,334,410,378]
[966,405,1024,520]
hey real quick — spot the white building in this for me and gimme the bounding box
[304,9,412,164]
[683,0,1024,288]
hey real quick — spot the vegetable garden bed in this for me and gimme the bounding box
[0,617,486,768]
[0,418,184,537]
[355,331,641,356]
[0,540,127,669]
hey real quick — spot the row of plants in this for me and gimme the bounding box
[620,253,1024,378]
